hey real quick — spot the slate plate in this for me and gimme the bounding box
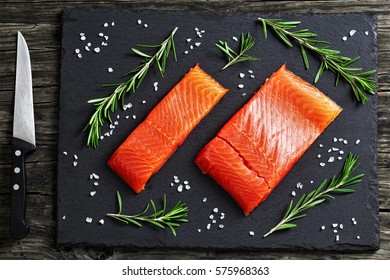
[57,9,379,250]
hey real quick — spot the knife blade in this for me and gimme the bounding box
[10,31,36,240]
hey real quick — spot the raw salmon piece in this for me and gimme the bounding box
[195,64,342,215]
[108,64,228,193]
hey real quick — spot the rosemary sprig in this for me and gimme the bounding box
[216,32,260,70]
[263,153,364,238]
[258,18,376,103]
[84,27,178,148]
[106,191,189,236]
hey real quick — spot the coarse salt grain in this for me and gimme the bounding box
[321,226,325,230]
[80,33,85,36]
[328,148,332,153]
[195,27,199,31]
[209,215,214,220]
[137,19,142,24]
[62,215,66,220]
[319,144,323,147]
[108,67,113,72]
[111,22,115,26]
[333,137,338,142]
[296,182,303,189]
[177,184,183,192]
[104,35,109,40]
[232,36,238,41]
[114,121,119,125]
[343,139,348,144]
[332,223,338,228]
[174,178,180,183]
[74,154,78,160]
[92,173,99,179]
[142,100,146,104]
[335,235,340,242]
[77,54,82,58]
[184,50,189,55]
[213,208,219,213]
[238,84,244,89]
[357,235,361,239]
[80,36,86,41]
[356,139,361,145]
[73,161,78,167]
[317,154,321,158]
[328,156,335,163]
[364,31,369,36]
[333,229,338,233]
[63,151,68,155]
[94,47,100,53]
[338,156,343,160]
[320,162,325,167]
[239,73,245,78]
[170,182,174,187]
[248,70,253,74]
[185,185,191,190]
[90,191,96,196]
[218,224,224,229]
[99,33,104,37]
[339,224,344,230]
[212,220,217,224]
[94,182,99,186]
[339,138,343,142]
[99,219,105,225]
[183,180,189,184]
[85,46,90,51]
[195,42,201,47]
[206,223,211,230]
[310,180,313,183]
[332,147,339,151]
[250,75,255,79]
[349,29,356,37]
[291,191,296,196]
[104,22,109,27]
[144,24,148,28]
[202,197,207,203]
[198,229,201,232]
[186,38,192,42]
[249,231,255,236]
[86,217,92,223]
[342,36,347,41]
[75,49,80,54]
[132,115,136,120]
[339,150,344,155]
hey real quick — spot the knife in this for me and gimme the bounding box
[10,31,36,240]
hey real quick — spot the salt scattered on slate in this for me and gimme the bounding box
[80,35,86,41]
[93,182,99,186]
[186,38,192,42]
[94,47,100,53]
[90,191,96,197]
[142,100,146,104]
[335,235,340,242]
[195,42,201,47]
[99,219,105,225]
[238,84,244,89]
[342,36,347,41]
[177,184,183,192]
[75,48,80,54]
[144,24,148,28]
[86,217,93,223]
[62,215,66,220]
[218,224,224,229]
[248,70,253,74]
[85,46,90,51]
[184,50,188,55]
[99,32,104,37]
[249,231,255,236]
[213,208,219,213]
[328,156,335,163]
[242,93,247,97]
[320,162,325,167]
[338,156,343,160]
[321,226,325,230]
[319,144,323,148]
[206,223,211,230]
[365,31,369,35]
[104,22,108,27]
[317,154,321,158]
[132,115,136,120]
[73,161,78,167]
[232,36,238,41]
[63,151,68,156]
[190,45,194,50]
[349,29,356,37]
[137,19,142,24]
[202,197,207,203]
[108,67,113,72]
[239,73,245,78]
[356,139,361,145]
[250,75,255,79]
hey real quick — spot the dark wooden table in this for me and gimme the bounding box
[0,0,389,259]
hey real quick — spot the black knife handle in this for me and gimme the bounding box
[10,137,35,240]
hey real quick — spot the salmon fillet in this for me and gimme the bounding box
[108,64,228,193]
[195,64,342,215]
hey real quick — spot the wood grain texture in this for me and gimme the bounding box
[0,0,389,259]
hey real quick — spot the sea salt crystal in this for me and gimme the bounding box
[250,75,255,79]
[332,147,339,151]
[248,70,253,74]
[239,73,245,78]
[296,182,303,189]
[99,219,105,225]
[291,191,296,197]
[342,36,347,41]
[198,229,201,233]
[186,38,192,42]
[144,24,148,28]
[80,36,86,41]
[86,217,93,223]
[206,223,211,230]
[90,191,96,197]
[349,29,356,37]
[238,84,244,89]
[114,121,119,125]
[184,50,189,55]
[93,182,99,186]
[310,181,313,184]
[357,235,361,239]
[104,23,108,27]
[202,197,207,203]
[338,138,343,142]
[132,115,136,120]
[80,33,85,36]
[213,208,219,213]
[218,224,224,229]
[355,139,361,145]
[75,49,80,54]
[104,35,109,40]
[185,185,191,190]
[77,54,82,58]
[195,42,201,47]
[232,36,238,41]
[317,154,321,158]
[338,156,343,160]
[94,47,100,53]
[170,182,174,187]
[339,150,344,155]
[63,151,68,155]
[333,229,338,233]
[201,30,205,33]
[249,231,255,236]
[92,173,99,179]
[321,226,325,230]
[364,31,369,36]
[339,224,344,230]
[73,154,78,160]
[174,178,180,183]
[62,215,66,220]
[177,184,184,192]
[335,235,340,242]
[137,19,142,25]
[319,144,323,148]
[73,161,78,167]
[142,100,146,104]
[332,223,338,228]
[343,139,348,144]
[195,27,199,31]
[333,137,338,142]
[320,162,325,167]
[111,22,115,26]
[328,156,335,163]
[99,33,104,37]
[209,215,214,220]
[108,67,113,72]
[328,148,332,153]
[183,180,189,184]
[85,46,90,51]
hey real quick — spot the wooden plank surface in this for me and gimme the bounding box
[0,0,389,259]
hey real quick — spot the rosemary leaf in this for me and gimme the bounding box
[216,32,260,70]
[258,17,377,103]
[107,192,189,236]
[84,27,178,148]
[263,153,364,238]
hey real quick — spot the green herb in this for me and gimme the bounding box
[258,18,376,103]
[216,32,260,70]
[106,191,189,236]
[85,27,178,148]
[263,153,364,238]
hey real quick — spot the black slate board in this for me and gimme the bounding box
[58,9,379,250]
